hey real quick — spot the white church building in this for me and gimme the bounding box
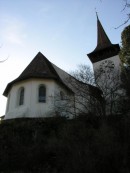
[3,16,121,119]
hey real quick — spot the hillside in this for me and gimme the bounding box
[0,114,129,173]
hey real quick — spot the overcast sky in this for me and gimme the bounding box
[0,0,130,116]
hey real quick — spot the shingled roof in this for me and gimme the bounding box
[87,15,120,63]
[18,52,61,79]
[3,52,72,96]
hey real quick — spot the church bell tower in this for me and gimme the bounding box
[87,15,122,115]
[87,14,120,74]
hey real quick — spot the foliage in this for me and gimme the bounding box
[120,25,130,113]
[120,25,130,65]
[0,115,130,173]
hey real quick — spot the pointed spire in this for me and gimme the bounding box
[87,14,120,63]
[95,13,112,51]
[95,11,98,20]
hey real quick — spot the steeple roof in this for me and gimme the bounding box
[95,14,112,51]
[87,15,120,63]
[3,52,72,96]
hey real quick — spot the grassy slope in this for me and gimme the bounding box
[0,115,129,173]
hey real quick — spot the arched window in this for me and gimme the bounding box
[38,85,46,103]
[19,87,24,106]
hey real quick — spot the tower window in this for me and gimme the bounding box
[39,85,46,103]
[19,87,24,106]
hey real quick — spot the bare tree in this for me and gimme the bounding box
[54,71,103,118]
[0,58,8,63]
[70,65,95,85]
[100,0,130,28]
[95,60,125,115]
[0,44,8,63]
[120,0,130,26]
[70,61,126,116]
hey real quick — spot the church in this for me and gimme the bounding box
[3,16,121,119]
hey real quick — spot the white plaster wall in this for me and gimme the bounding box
[93,55,121,71]
[5,64,94,119]
[5,79,60,119]
[93,55,121,89]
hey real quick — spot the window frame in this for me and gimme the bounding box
[6,93,10,113]
[19,87,24,106]
[38,85,46,103]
